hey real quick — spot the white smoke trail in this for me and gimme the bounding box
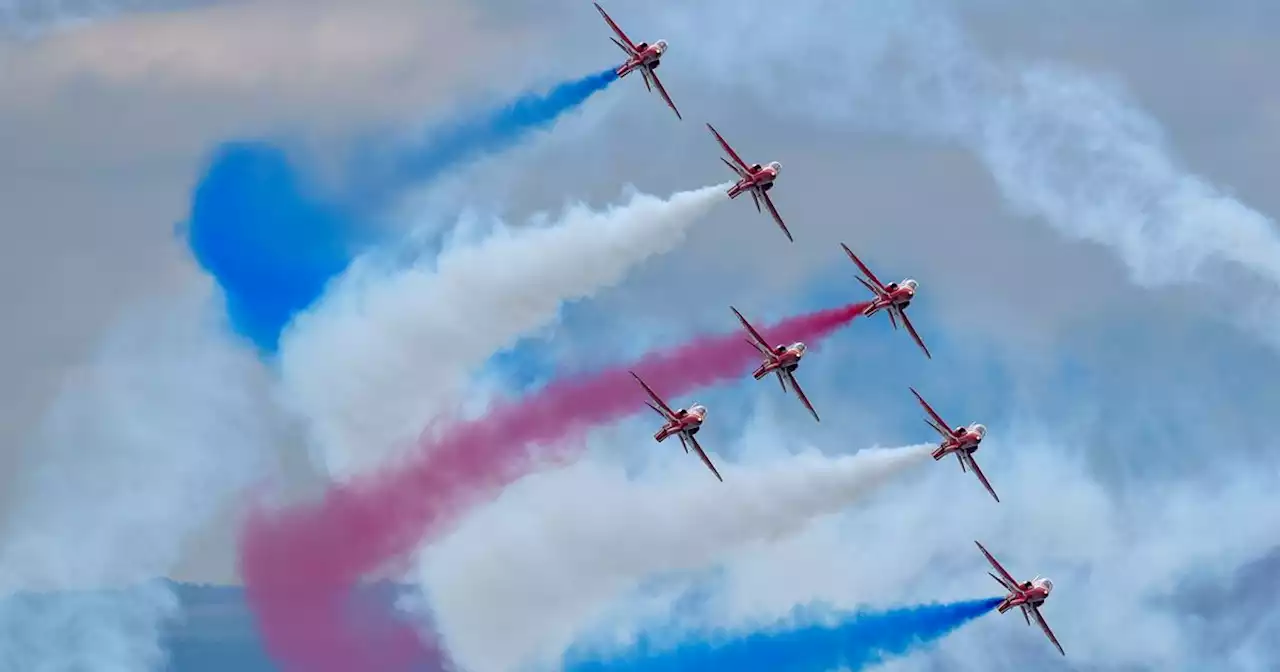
[667,0,1280,340]
[279,183,731,478]
[416,444,933,671]
[0,294,273,671]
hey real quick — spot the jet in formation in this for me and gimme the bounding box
[732,306,820,422]
[594,2,682,119]
[631,371,722,481]
[977,541,1065,656]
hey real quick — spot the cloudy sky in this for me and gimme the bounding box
[1,0,1279,670]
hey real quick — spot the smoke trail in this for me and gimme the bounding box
[351,67,621,204]
[564,597,1004,671]
[185,142,363,356]
[281,182,730,477]
[422,445,934,669]
[240,301,869,672]
[568,593,998,665]
[183,68,619,355]
[0,296,272,671]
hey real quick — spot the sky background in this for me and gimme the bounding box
[1,0,1279,670]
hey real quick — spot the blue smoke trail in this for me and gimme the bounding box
[565,597,1003,672]
[182,68,620,355]
[353,67,621,203]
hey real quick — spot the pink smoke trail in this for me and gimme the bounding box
[240,302,870,671]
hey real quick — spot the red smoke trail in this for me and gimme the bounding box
[240,301,869,671]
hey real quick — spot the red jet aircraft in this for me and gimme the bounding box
[976,541,1065,656]
[707,123,792,242]
[594,3,681,120]
[841,244,930,359]
[911,387,998,502]
[731,307,819,422]
[631,371,722,482]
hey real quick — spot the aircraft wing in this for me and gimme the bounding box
[910,387,958,440]
[594,3,639,53]
[630,371,677,421]
[731,306,774,356]
[975,541,1021,592]
[1029,605,1066,656]
[759,190,794,242]
[898,309,932,359]
[964,453,1000,502]
[855,275,886,301]
[723,158,749,181]
[785,371,820,422]
[706,123,753,172]
[688,434,724,482]
[645,67,682,120]
[841,244,888,293]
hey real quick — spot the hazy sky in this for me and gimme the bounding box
[1,1,1278,670]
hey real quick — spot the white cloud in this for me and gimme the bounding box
[0,0,208,38]
[0,0,520,117]
[0,289,276,669]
